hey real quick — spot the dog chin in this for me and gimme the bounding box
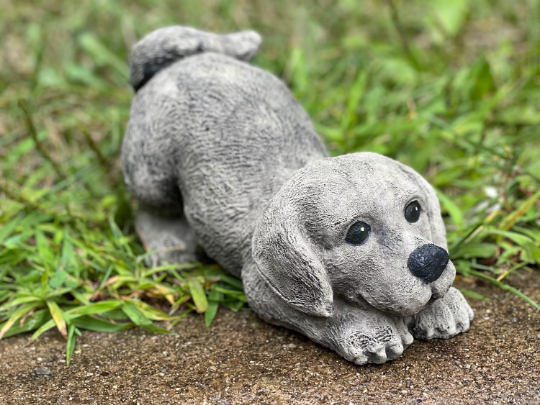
[351,282,452,317]
[397,283,452,316]
[367,295,432,318]
[393,265,455,316]
[394,302,431,317]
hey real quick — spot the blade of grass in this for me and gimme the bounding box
[121,300,170,333]
[71,316,134,332]
[497,262,529,282]
[435,188,464,230]
[18,100,66,179]
[219,275,244,290]
[133,300,177,321]
[457,288,490,301]
[66,323,79,365]
[205,285,220,328]
[0,309,51,339]
[66,300,123,317]
[170,308,193,328]
[500,190,540,231]
[0,215,23,244]
[0,302,42,339]
[188,278,208,313]
[46,300,68,338]
[467,269,540,310]
[214,287,248,303]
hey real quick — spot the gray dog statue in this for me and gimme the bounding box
[121,26,474,365]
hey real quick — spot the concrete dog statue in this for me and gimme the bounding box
[121,26,474,365]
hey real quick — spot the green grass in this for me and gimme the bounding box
[1,0,540,363]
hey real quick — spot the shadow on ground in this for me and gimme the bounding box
[1,274,539,404]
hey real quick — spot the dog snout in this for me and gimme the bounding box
[407,244,449,284]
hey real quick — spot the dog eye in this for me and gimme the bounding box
[405,201,421,223]
[345,221,371,246]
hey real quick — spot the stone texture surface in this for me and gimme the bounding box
[122,26,473,364]
[0,275,539,404]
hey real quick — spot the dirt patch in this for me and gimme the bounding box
[1,274,539,404]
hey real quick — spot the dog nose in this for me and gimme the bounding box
[407,244,449,284]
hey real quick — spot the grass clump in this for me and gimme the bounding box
[1,0,540,363]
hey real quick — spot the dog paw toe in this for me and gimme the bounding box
[367,345,388,364]
[385,342,404,360]
[338,325,407,365]
[352,354,369,366]
[409,287,474,340]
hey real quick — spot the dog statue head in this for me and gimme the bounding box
[252,152,455,318]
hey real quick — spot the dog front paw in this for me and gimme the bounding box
[407,287,474,340]
[331,316,414,365]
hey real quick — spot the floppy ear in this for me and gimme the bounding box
[252,190,333,318]
[398,164,448,250]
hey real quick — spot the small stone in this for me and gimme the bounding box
[34,366,51,375]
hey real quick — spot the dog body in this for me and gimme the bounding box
[122,26,473,365]
[123,47,327,276]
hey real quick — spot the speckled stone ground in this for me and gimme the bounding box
[1,273,539,404]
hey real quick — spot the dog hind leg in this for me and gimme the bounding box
[135,207,199,267]
[121,103,199,267]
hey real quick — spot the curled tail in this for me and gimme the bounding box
[129,26,262,91]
